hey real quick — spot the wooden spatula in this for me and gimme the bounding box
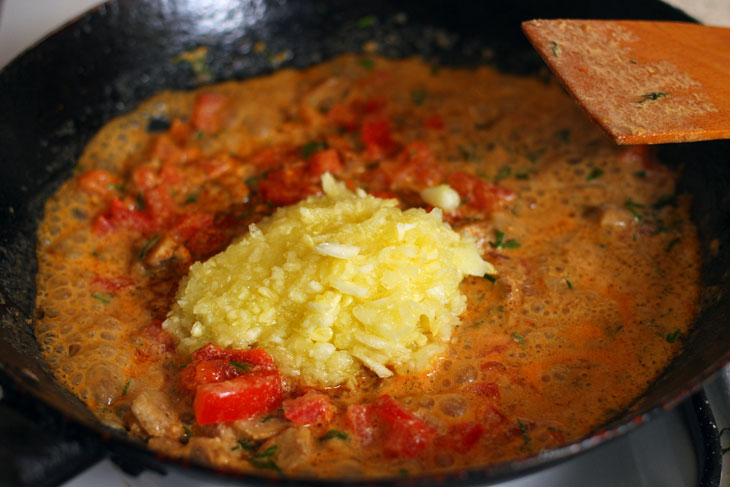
[522,20,730,145]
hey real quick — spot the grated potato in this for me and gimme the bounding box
[163,174,494,387]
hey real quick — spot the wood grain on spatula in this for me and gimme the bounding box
[522,20,730,144]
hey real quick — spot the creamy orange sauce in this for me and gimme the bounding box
[34,56,700,478]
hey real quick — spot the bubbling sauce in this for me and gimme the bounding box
[34,56,699,478]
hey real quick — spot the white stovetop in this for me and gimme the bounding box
[0,1,727,486]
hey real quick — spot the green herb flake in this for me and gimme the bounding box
[525,148,546,163]
[138,235,160,260]
[231,445,240,451]
[458,144,478,161]
[193,130,204,140]
[184,192,199,204]
[483,274,496,283]
[518,419,531,448]
[512,333,526,347]
[586,168,605,181]
[183,425,193,440]
[173,46,212,82]
[515,172,530,180]
[666,328,681,344]
[411,89,427,106]
[556,128,570,143]
[230,361,252,372]
[666,237,681,252]
[490,230,520,250]
[356,15,377,28]
[319,430,348,441]
[634,170,647,178]
[301,141,326,157]
[122,379,131,395]
[630,59,638,64]
[261,415,275,423]
[624,199,643,222]
[494,166,512,183]
[565,279,573,290]
[399,469,409,478]
[238,439,257,451]
[359,57,375,71]
[108,183,125,193]
[135,192,145,210]
[550,41,560,57]
[638,92,668,104]
[652,194,677,210]
[91,292,114,304]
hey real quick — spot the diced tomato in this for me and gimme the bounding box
[361,97,386,114]
[380,141,443,191]
[181,358,240,390]
[383,417,435,458]
[93,198,155,234]
[447,171,514,212]
[143,186,177,227]
[170,212,215,242]
[137,321,175,357]
[189,344,277,375]
[159,163,181,186]
[361,119,398,158]
[191,93,228,133]
[441,423,485,453]
[148,135,183,165]
[259,162,318,206]
[424,114,444,130]
[346,395,435,457]
[185,228,229,257]
[131,165,159,192]
[345,404,378,445]
[91,275,135,292]
[76,169,122,197]
[327,103,359,131]
[194,373,283,425]
[307,148,342,177]
[370,191,398,200]
[283,391,334,425]
[200,153,236,179]
[248,146,296,170]
[466,382,500,399]
[168,118,193,144]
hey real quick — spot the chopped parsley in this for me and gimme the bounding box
[556,128,570,143]
[261,415,275,423]
[490,230,520,250]
[359,57,375,71]
[319,430,348,441]
[518,419,531,449]
[248,446,282,474]
[230,361,252,372]
[183,425,193,441]
[108,183,125,192]
[458,144,479,161]
[638,92,668,104]
[652,194,677,210]
[624,199,643,222]
[666,237,681,252]
[301,141,326,157]
[138,235,160,260]
[193,130,204,140]
[586,168,604,181]
[122,379,131,395]
[512,333,526,347]
[565,279,573,290]
[550,40,560,57]
[356,15,377,28]
[146,116,171,133]
[399,469,409,478]
[634,170,647,178]
[237,439,257,451]
[666,328,681,344]
[411,89,427,105]
[135,192,145,210]
[91,292,114,304]
[483,274,496,283]
[494,166,512,183]
[184,192,199,204]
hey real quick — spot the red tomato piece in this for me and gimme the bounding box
[248,146,296,170]
[424,114,444,130]
[382,417,435,458]
[76,169,121,197]
[131,165,159,192]
[170,212,215,242]
[283,391,334,425]
[447,171,515,212]
[361,119,398,158]
[148,135,183,165]
[191,93,228,133]
[442,423,485,453]
[94,198,155,234]
[345,404,378,445]
[306,148,342,177]
[143,186,177,227]
[327,103,359,131]
[193,373,283,425]
[137,320,175,358]
[259,162,317,206]
[372,395,416,423]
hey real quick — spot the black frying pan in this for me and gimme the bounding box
[1,1,729,485]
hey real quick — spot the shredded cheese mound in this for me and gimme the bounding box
[163,174,495,387]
